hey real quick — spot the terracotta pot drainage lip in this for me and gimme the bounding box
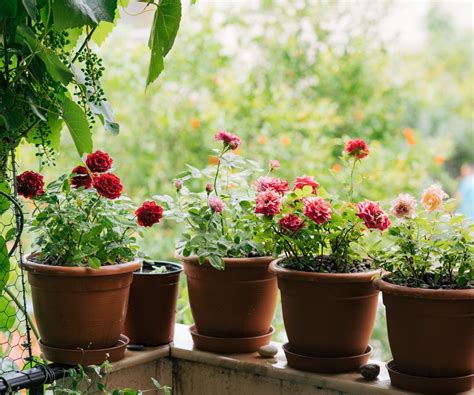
[283,343,372,373]
[39,334,129,365]
[190,325,274,353]
[387,360,474,394]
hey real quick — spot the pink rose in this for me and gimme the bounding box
[390,193,417,219]
[269,160,280,170]
[357,200,391,231]
[215,130,241,150]
[293,175,320,194]
[255,190,282,216]
[209,197,225,213]
[303,197,331,224]
[279,214,305,233]
[255,176,289,194]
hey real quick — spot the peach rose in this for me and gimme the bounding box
[421,185,448,212]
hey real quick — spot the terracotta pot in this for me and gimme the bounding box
[23,257,141,350]
[179,255,278,338]
[123,261,183,346]
[374,278,474,379]
[269,259,379,357]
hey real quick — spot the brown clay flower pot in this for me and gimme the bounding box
[374,278,474,393]
[123,261,183,346]
[179,255,278,352]
[23,257,141,359]
[269,259,379,372]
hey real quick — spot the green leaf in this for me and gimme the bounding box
[146,0,182,87]
[0,296,16,331]
[0,181,10,215]
[52,0,118,30]
[0,236,10,293]
[88,257,101,269]
[62,97,92,156]
[21,0,37,20]
[0,0,17,18]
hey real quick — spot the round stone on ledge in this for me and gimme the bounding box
[258,344,278,358]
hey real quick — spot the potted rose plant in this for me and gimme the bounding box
[19,151,163,365]
[262,139,391,373]
[154,131,278,353]
[373,187,473,394]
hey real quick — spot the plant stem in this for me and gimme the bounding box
[348,158,358,202]
[4,287,40,341]
[71,27,97,64]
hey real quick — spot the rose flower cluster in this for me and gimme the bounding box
[16,150,163,228]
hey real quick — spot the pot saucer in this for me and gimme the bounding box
[40,334,129,365]
[387,360,474,394]
[190,325,274,353]
[283,343,372,373]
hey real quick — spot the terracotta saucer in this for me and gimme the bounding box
[40,335,129,366]
[190,325,274,353]
[387,360,473,394]
[283,343,372,373]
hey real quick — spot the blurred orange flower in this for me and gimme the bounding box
[190,118,201,129]
[434,155,445,165]
[258,136,267,145]
[332,163,342,173]
[228,182,237,189]
[280,135,290,146]
[233,147,241,155]
[403,128,417,146]
[355,110,365,121]
[287,70,295,78]
[208,156,220,165]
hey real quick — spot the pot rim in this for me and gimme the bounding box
[22,255,142,277]
[175,253,275,268]
[374,277,474,300]
[134,260,183,275]
[269,258,381,283]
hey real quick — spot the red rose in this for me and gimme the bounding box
[16,171,44,198]
[255,190,282,216]
[303,197,331,224]
[215,130,241,150]
[255,176,289,194]
[136,201,163,227]
[70,165,92,189]
[93,173,123,199]
[279,214,305,233]
[356,200,391,231]
[293,175,320,194]
[344,139,369,159]
[86,150,113,173]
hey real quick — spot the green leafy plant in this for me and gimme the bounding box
[256,139,391,273]
[154,130,274,269]
[0,0,182,181]
[19,150,163,267]
[375,185,474,288]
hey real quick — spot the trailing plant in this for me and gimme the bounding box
[48,359,171,394]
[0,0,182,181]
[19,150,164,267]
[375,186,474,288]
[154,130,274,269]
[255,138,391,273]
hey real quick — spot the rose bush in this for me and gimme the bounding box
[256,139,391,272]
[22,151,163,268]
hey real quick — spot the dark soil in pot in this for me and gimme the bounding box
[179,255,278,339]
[374,278,474,380]
[23,257,141,350]
[269,258,379,358]
[123,261,183,346]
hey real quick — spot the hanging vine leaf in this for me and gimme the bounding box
[21,0,38,20]
[52,0,118,30]
[0,236,10,294]
[0,0,17,18]
[0,296,16,331]
[62,97,93,156]
[146,0,182,87]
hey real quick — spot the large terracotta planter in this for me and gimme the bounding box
[269,258,379,372]
[123,261,183,346]
[374,278,474,393]
[23,257,141,357]
[179,255,278,352]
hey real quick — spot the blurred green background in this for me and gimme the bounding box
[18,0,473,361]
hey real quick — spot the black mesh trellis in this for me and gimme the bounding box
[0,149,35,374]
